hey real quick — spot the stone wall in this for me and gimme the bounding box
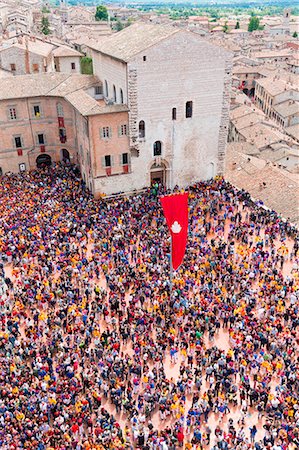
[217,58,232,175]
[91,31,232,195]
[56,56,81,74]
[0,47,53,75]
[127,31,232,191]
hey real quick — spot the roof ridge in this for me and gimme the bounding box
[46,73,71,96]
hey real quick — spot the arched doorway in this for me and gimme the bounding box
[150,161,167,185]
[61,148,70,162]
[36,154,52,168]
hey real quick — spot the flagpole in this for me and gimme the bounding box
[169,120,175,305]
[170,236,173,305]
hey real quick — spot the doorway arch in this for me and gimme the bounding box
[61,148,70,162]
[36,154,52,168]
[150,161,167,186]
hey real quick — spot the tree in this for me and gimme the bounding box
[95,5,108,22]
[293,31,298,38]
[80,57,93,75]
[125,17,133,27]
[248,16,260,32]
[235,21,240,29]
[223,21,229,33]
[115,20,124,32]
[41,16,50,35]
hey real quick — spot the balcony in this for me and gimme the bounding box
[40,145,45,153]
[105,167,112,176]
[17,148,23,156]
[123,164,129,174]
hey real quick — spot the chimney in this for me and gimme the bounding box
[25,36,30,74]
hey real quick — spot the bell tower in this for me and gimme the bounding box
[283,8,291,28]
[59,0,68,23]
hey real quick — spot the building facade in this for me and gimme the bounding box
[89,23,232,194]
[0,96,75,174]
[0,73,130,189]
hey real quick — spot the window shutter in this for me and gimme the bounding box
[101,157,105,168]
[111,155,114,167]
[119,154,123,165]
[118,126,121,137]
[128,152,131,164]
[109,127,112,138]
[100,128,103,139]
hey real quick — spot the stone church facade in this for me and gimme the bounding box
[89,23,232,194]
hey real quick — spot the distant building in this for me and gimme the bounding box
[272,100,299,128]
[251,49,294,68]
[254,76,299,117]
[0,36,55,75]
[287,58,299,75]
[53,45,83,74]
[232,66,267,97]
[6,10,31,33]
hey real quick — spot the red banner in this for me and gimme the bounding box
[160,193,188,270]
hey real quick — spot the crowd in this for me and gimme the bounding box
[0,164,298,450]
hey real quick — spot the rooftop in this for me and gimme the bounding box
[0,73,99,100]
[285,124,299,142]
[65,90,128,116]
[232,112,265,130]
[239,123,288,149]
[0,67,12,78]
[86,23,180,62]
[273,101,299,118]
[252,49,294,59]
[256,77,297,97]
[232,65,277,77]
[0,72,128,117]
[0,39,55,57]
[287,59,299,67]
[230,104,263,121]
[52,45,83,58]
[225,143,299,225]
